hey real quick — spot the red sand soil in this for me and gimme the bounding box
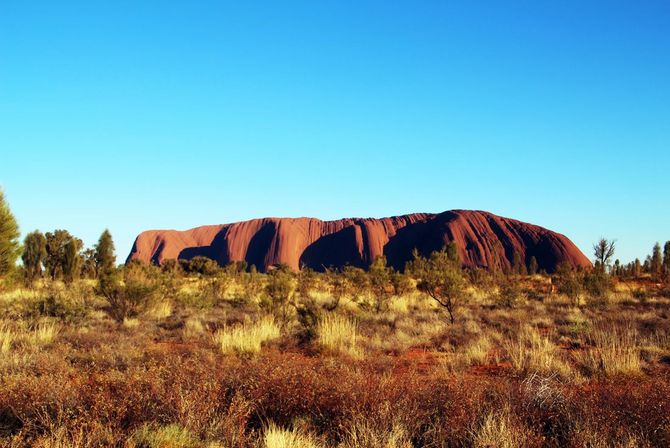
[127,209,591,273]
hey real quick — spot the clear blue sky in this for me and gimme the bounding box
[1,1,668,264]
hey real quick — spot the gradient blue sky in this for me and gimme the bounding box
[1,1,668,264]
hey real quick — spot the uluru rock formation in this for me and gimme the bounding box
[127,210,591,273]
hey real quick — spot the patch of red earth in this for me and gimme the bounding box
[392,347,445,375]
[391,347,515,377]
[469,361,513,376]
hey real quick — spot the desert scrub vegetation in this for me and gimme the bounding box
[1,250,670,446]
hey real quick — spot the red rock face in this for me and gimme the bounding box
[126,210,591,273]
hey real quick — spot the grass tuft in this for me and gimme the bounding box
[31,321,60,346]
[505,326,574,379]
[263,423,321,448]
[214,316,280,355]
[148,301,173,319]
[128,423,201,448]
[0,324,14,353]
[472,408,532,448]
[123,317,140,328]
[579,324,641,377]
[317,314,361,358]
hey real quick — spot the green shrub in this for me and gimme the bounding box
[554,264,582,304]
[264,267,297,329]
[582,271,612,299]
[98,271,158,322]
[494,281,524,309]
[179,256,220,276]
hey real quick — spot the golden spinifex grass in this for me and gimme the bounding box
[0,324,14,353]
[262,424,321,448]
[316,313,361,357]
[30,321,60,346]
[214,315,280,355]
[578,323,643,377]
[505,325,575,379]
[0,274,669,447]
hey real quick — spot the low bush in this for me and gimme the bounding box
[494,281,525,308]
[97,272,158,323]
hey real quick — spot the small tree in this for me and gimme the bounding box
[391,271,414,296]
[663,241,670,282]
[593,238,616,273]
[98,268,157,322]
[81,248,97,279]
[554,262,582,306]
[45,229,78,280]
[582,269,612,300]
[264,266,297,329]
[94,229,116,277]
[342,266,370,306]
[296,267,317,300]
[413,244,467,324]
[0,190,20,278]
[326,269,350,311]
[62,237,83,283]
[22,230,47,284]
[495,278,524,308]
[369,255,393,312]
[651,242,663,278]
[241,268,264,300]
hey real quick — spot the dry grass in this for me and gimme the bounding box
[338,420,412,448]
[29,321,60,346]
[263,424,321,448]
[317,313,361,358]
[471,407,533,448]
[31,427,90,448]
[123,317,140,328]
[147,301,173,319]
[505,325,574,379]
[128,423,202,448]
[579,324,642,377]
[183,317,205,337]
[214,316,280,355]
[463,334,492,365]
[0,323,15,353]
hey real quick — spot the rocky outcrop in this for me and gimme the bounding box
[126,210,591,273]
